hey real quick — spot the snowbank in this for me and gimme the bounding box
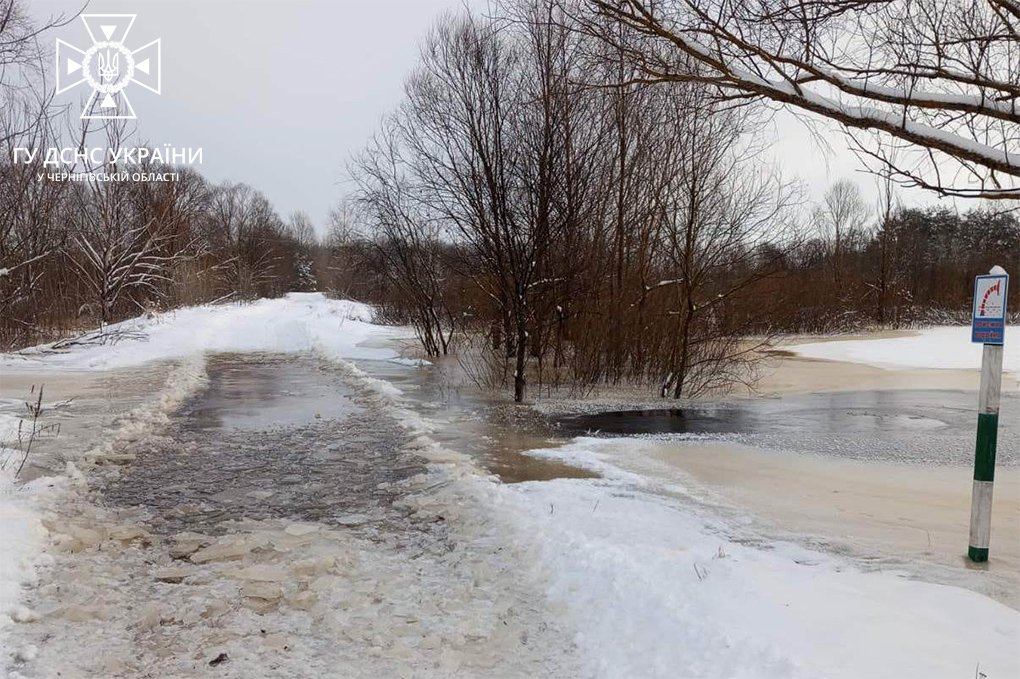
[505,438,1019,679]
[0,293,404,372]
[0,466,51,646]
[790,326,1020,372]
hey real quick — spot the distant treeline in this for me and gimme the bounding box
[1,131,320,350]
[766,203,1019,333]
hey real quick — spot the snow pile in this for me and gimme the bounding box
[504,438,1020,679]
[0,359,213,667]
[1,293,403,372]
[0,467,51,647]
[791,326,1020,372]
[0,408,25,447]
[81,357,208,467]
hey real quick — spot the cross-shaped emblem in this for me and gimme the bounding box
[56,14,161,120]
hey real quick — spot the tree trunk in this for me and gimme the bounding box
[514,316,527,402]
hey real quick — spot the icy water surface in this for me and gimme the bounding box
[9,351,581,678]
[103,353,424,535]
[555,389,1020,465]
[353,357,596,483]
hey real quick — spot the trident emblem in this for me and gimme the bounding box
[56,15,161,120]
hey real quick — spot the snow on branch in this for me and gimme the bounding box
[588,0,1020,199]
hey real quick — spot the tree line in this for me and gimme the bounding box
[2,0,1017,404]
[767,181,1018,333]
[348,1,1018,401]
[1,123,321,349]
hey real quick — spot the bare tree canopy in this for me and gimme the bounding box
[586,0,1020,199]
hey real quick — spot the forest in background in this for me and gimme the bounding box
[2,0,1018,401]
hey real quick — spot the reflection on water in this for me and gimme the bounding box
[186,353,362,430]
[104,353,425,535]
[352,357,596,483]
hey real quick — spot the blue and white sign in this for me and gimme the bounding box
[972,272,1009,344]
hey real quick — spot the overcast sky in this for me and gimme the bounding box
[30,0,933,235]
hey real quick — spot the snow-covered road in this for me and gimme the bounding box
[2,295,1018,678]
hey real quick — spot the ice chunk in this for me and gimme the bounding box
[291,556,337,577]
[242,582,283,614]
[223,564,288,582]
[10,606,38,623]
[283,522,320,536]
[287,590,317,611]
[242,582,283,600]
[108,525,151,546]
[168,531,211,559]
[135,605,162,630]
[153,567,193,584]
[190,535,267,564]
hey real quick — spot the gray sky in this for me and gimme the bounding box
[31,0,932,235]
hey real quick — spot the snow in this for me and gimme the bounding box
[0,466,51,651]
[0,293,404,373]
[790,326,1020,372]
[505,438,1020,679]
[4,296,1019,677]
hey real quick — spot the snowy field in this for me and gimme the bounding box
[791,325,1020,373]
[506,439,1019,678]
[2,296,1019,677]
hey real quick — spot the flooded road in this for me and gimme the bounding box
[353,358,595,483]
[104,354,423,536]
[5,352,580,678]
[5,345,1018,677]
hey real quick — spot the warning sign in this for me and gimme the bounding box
[972,273,1009,344]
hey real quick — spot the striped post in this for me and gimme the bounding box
[968,340,1004,562]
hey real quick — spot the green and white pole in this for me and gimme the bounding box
[968,342,1002,562]
[968,265,1009,563]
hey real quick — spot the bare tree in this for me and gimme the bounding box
[352,122,457,357]
[348,0,806,400]
[814,180,869,286]
[869,174,903,325]
[648,90,801,398]
[288,211,317,247]
[586,0,1020,199]
[199,183,285,299]
[396,9,589,399]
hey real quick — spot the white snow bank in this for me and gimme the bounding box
[0,358,211,663]
[0,293,405,372]
[791,325,1020,372]
[505,438,1019,679]
[0,465,51,646]
[0,409,24,447]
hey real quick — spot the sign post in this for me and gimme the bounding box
[968,266,1009,563]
